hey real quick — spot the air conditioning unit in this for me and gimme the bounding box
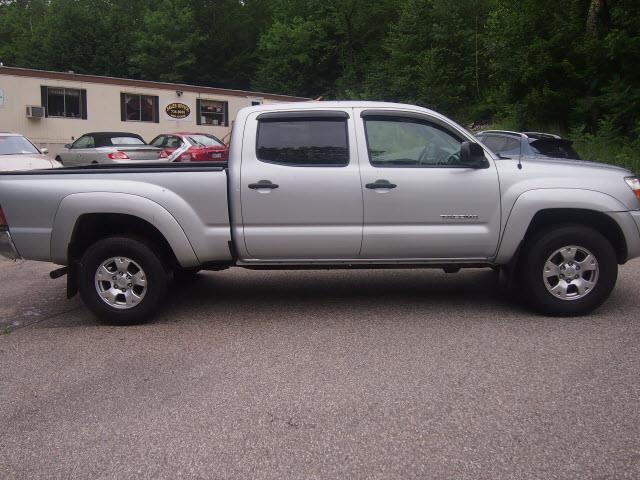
[26,105,45,119]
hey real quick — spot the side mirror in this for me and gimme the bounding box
[459,141,487,168]
[40,147,49,154]
[64,144,71,149]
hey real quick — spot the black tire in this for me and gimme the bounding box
[55,156,63,165]
[520,225,617,316]
[78,236,168,325]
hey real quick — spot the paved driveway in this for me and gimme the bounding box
[1,258,639,479]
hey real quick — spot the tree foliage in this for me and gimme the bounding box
[1,0,639,141]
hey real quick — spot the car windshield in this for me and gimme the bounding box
[0,135,40,155]
[110,136,145,146]
[187,134,224,147]
[530,139,581,159]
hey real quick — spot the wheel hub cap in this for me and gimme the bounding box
[543,246,599,301]
[94,257,147,309]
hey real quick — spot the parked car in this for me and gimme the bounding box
[0,132,61,171]
[476,130,581,160]
[56,132,164,166]
[1,101,640,325]
[150,132,228,162]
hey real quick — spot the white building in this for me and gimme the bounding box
[0,66,307,156]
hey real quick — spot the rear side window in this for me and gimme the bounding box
[256,117,349,166]
[480,135,521,156]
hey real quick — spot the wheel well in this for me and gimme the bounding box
[522,209,628,263]
[68,213,180,269]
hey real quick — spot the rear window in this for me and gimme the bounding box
[151,135,183,149]
[530,140,580,159]
[256,117,349,166]
[110,136,145,146]
[187,134,224,148]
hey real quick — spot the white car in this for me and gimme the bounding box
[0,133,62,171]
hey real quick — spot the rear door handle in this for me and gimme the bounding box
[366,179,397,189]
[248,180,279,190]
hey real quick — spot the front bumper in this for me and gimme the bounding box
[0,229,21,260]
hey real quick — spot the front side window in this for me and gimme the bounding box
[121,93,158,122]
[197,99,228,126]
[256,117,349,166]
[71,135,95,149]
[0,135,40,155]
[43,86,85,119]
[364,116,463,167]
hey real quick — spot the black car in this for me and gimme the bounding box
[476,130,581,160]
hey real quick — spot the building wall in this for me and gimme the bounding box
[0,70,298,157]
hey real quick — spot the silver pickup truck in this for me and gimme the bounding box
[1,102,640,324]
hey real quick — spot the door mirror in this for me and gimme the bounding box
[40,147,49,154]
[64,144,71,149]
[459,141,487,168]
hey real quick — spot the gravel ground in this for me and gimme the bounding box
[1,258,639,479]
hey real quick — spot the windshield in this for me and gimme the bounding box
[187,134,224,148]
[530,139,580,159]
[0,135,40,155]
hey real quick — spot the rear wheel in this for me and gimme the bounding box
[520,225,617,316]
[78,236,168,325]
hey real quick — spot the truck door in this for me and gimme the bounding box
[355,109,501,260]
[240,109,364,260]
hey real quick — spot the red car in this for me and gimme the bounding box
[150,132,228,162]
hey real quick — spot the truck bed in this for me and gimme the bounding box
[0,163,232,266]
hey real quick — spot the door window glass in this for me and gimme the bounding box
[256,118,349,166]
[71,136,95,149]
[364,116,463,167]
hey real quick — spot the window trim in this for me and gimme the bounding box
[120,92,160,123]
[196,98,229,127]
[255,115,351,168]
[362,114,473,169]
[40,86,87,120]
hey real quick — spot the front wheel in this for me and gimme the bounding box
[520,225,618,316]
[78,237,168,325]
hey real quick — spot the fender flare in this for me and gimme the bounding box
[495,188,628,264]
[50,192,199,267]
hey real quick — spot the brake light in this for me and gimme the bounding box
[0,205,7,230]
[175,152,192,162]
[158,150,172,159]
[107,151,129,160]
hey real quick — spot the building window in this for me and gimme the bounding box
[40,86,87,119]
[196,99,228,126]
[120,93,159,123]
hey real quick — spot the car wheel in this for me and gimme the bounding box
[521,225,617,316]
[55,156,63,165]
[78,236,168,325]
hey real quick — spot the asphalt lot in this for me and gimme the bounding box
[1,257,639,480]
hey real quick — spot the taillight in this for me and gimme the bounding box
[175,152,193,162]
[158,150,170,159]
[107,151,129,160]
[0,205,8,230]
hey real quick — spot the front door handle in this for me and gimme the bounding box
[248,180,279,190]
[366,179,397,189]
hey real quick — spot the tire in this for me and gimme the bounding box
[78,236,168,325]
[55,156,63,165]
[520,225,617,316]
